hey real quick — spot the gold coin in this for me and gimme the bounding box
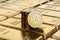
[28,9,43,28]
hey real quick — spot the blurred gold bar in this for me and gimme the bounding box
[35,8,60,18]
[37,4,57,10]
[1,3,31,11]
[43,16,60,25]
[42,10,60,18]
[0,18,21,28]
[4,0,49,7]
[0,26,23,40]
[0,8,19,17]
[40,24,56,39]
[37,3,60,11]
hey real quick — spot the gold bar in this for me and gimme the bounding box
[43,16,60,25]
[0,8,19,17]
[42,10,60,18]
[1,3,30,11]
[36,8,60,18]
[0,26,23,40]
[0,18,21,28]
[40,24,56,39]
[4,0,49,7]
[37,3,60,11]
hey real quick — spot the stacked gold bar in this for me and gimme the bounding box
[0,0,55,40]
[36,1,60,40]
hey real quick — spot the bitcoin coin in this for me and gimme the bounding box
[28,9,43,28]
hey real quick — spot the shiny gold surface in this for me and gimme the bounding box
[0,0,60,40]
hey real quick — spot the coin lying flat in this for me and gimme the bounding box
[28,9,43,28]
